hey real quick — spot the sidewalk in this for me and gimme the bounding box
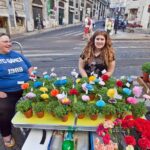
[111,30,150,40]
[12,23,82,40]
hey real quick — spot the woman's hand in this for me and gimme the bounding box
[0,91,7,98]
[28,67,34,76]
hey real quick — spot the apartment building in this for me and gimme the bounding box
[0,0,26,35]
[125,0,150,29]
[0,0,109,35]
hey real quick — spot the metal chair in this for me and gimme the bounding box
[11,41,23,54]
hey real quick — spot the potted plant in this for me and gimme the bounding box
[16,100,33,118]
[54,105,69,122]
[87,103,99,120]
[33,102,45,118]
[72,101,86,119]
[141,62,150,82]
[115,102,129,119]
[102,104,116,120]
[46,101,59,117]
[131,102,147,118]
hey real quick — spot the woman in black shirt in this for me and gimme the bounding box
[79,30,115,77]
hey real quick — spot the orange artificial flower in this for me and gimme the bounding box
[21,83,29,90]
[50,89,59,97]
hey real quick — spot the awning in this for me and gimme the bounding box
[0,10,9,17]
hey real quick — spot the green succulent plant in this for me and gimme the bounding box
[131,102,147,118]
[54,105,68,118]
[72,101,86,115]
[33,102,45,113]
[16,100,32,113]
[102,104,116,116]
[86,103,99,116]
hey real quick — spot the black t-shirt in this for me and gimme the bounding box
[80,54,107,77]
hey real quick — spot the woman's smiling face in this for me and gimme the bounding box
[94,34,106,49]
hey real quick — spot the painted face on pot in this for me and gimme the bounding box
[94,35,106,49]
[0,35,12,54]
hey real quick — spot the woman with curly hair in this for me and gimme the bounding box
[79,30,115,77]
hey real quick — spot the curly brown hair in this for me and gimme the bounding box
[81,30,115,67]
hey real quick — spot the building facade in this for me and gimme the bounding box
[109,0,127,18]
[125,0,150,29]
[0,0,108,35]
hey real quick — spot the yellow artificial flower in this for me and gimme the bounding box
[39,87,48,92]
[76,78,81,83]
[107,88,116,98]
[40,93,49,100]
[89,76,96,82]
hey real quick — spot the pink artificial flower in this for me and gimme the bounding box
[132,86,142,97]
[127,97,137,104]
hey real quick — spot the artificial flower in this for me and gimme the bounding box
[69,89,78,95]
[50,89,59,97]
[138,137,150,150]
[96,100,106,107]
[33,81,42,88]
[103,120,114,129]
[123,88,132,96]
[61,98,71,105]
[40,93,49,100]
[124,136,136,146]
[76,78,81,83]
[127,97,137,104]
[44,74,50,79]
[25,92,36,99]
[102,134,110,144]
[107,89,116,98]
[116,80,123,87]
[82,95,90,101]
[132,86,142,97]
[21,83,29,90]
[39,87,48,92]
[56,93,66,100]
[101,74,109,81]
[89,76,96,82]
[126,145,134,150]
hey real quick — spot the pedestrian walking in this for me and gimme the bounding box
[0,33,33,148]
[106,18,113,35]
[83,15,92,40]
[79,30,116,77]
[114,17,119,34]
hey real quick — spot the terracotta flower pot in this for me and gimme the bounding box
[61,114,68,122]
[90,114,98,120]
[143,72,149,82]
[105,114,113,120]
[24,109,33,118]
[78,114,85,119]
[36,111,44,118]
[89,94,95,101]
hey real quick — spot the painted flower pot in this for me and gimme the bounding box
[90,114,98,120]
[36,111,44,118]
[89,94,95,101]
[143,72,149,82]
[105,114,113,120]
[61,114,68,122]
[24,109,33,118]
[78,114,85,119]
